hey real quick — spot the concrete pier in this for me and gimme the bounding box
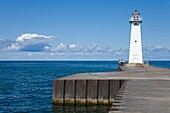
[53,79,125,105]
[52,66,170,112]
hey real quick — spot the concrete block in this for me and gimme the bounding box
[98,80,109,104]
[76,80,86,104]
[52,80,64,103]
[65,80,75,104]
[87,80,97,104]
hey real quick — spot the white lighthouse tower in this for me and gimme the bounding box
[128,10,143,65]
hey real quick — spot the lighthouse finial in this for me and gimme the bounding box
[133,10,140,15]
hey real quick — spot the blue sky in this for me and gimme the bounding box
[0,0,170,60]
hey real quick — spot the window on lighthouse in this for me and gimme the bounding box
[134,23,139,26]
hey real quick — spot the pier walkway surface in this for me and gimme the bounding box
[58,66,170,80]
[109,80,170,113]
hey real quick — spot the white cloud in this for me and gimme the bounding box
[39,53,44,56]
[69,44,77,49]
[28,53,32,56]
[56,43,68,50]
[52,43,115,54]
[5,33,55,51]
[16,33,54,42]
[0,39,14,50]
[148,45,168,52]
[44,46,51,50]
[5,43,20,51]
[143,45,170,59]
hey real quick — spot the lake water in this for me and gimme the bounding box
[0,61,170,112]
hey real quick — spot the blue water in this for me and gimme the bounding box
[0,61,170,113]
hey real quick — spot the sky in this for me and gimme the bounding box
[0,0,170,60]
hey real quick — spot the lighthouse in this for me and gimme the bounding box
[128,10,143,65]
